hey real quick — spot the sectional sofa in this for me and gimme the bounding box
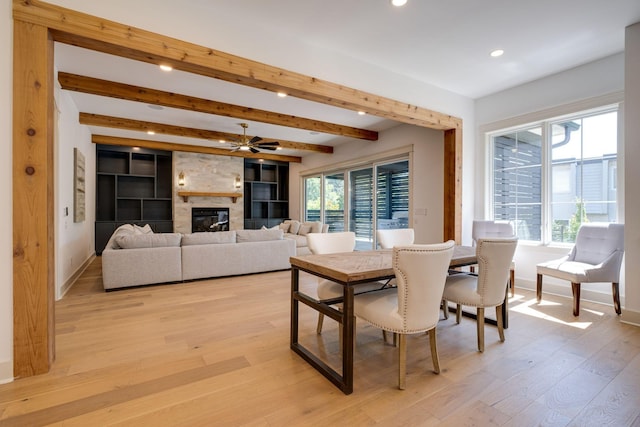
[101,224,296,290]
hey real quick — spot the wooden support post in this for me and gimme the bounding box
[13,20,55,377]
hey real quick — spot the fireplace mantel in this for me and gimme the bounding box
[177,191,243,203]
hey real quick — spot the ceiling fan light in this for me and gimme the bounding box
[239,146,250,151]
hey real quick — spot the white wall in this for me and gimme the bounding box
[474,53,632,313]
[291,124,446,244]
[1,0,478,383]
[54,83,96,300]
[0,0,13,383]
[623,22,640,325]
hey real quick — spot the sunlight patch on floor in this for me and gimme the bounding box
[510,298,594,329]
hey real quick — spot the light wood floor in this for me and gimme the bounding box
[1,258,640,426]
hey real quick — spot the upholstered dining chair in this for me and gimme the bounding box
[307,232,386,335]
[442,238,518,352]
[353,241,455,389]
[377,228,415,249]
[472,220,517,296]
[536,223,625,316]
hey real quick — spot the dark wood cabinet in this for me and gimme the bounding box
[95,145,173,254]
[243,159,289,229]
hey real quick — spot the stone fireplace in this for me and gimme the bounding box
[173,152,244,234]
[191,207,230,232]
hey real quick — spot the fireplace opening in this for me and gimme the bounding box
[192,207,230,233]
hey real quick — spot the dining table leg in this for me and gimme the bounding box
[290,266,299,348]
[342,285,355,395]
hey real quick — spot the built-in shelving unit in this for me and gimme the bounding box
[244,159,289,229]
[95,144,173,254]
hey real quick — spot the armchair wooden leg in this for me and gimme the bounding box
[571,282,581,316]
[477,307,485,352]
[316,313,324,334]
[536,274,543,303]
[510,268,515,297]
[612,282,622,315]
[428,328,440,374]
[495,305,505,342]
[398,333,407,390]
[455,304,462,324]
[442,299,449,319]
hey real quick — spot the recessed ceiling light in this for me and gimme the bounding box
[276,147,282,150]
[490,49,504,58]
[146,130,155,135]
[159,64,173,72]
[358,111,366,115]
[391,0,407,6]
[148,104,164,110]
[277,92,287,98]
[219,139,226,143]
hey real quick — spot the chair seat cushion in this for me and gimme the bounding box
[537,260,591,283]
[353,288,405,332]
[442,273,485,307]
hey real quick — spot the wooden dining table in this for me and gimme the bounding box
[289,245,507,395]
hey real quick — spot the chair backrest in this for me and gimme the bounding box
[475,238,518,306]
[570,222,624,266]
[307,231,356,255]
[377,228,415,249]
[393,241,455,332]
[472,220,515,245]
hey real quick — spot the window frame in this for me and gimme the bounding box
[486,104,620,246]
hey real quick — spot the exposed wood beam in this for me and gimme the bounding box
[14,0,461,131]
[92,135,302,163]
[59,73,377,141]
[79,113,334,154]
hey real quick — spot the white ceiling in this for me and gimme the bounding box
[53,0,640,158]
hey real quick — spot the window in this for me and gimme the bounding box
[490,107,618,244]
[303,157,409,250]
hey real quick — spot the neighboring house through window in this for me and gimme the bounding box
[489,106,619,244]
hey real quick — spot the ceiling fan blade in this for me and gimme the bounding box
[249,147,260,154]
[249,136,262,144]
[259,146,277,151]
[256,141,279,146]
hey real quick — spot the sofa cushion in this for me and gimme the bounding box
[236,229,284,243]
[285,234,309,248]
[181,231,236,246]
[285,220,301,235]
[298,224,312,236]
[306,221,323,234]
[279,222,291,233]
[115,233,182,249]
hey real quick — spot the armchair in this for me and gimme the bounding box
[536,223,624,316]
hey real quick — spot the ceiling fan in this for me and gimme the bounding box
[230,123,280,153]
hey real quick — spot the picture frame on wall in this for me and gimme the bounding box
[73,147,86,223]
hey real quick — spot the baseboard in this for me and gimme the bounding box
[59,253,96,299]
[621,309,640,327]
[0,360,13,384]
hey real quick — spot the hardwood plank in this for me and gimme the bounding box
[1,259,639,426]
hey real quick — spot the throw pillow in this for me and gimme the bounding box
[134,224,153,234]
[305,221,323,234]
[298,224,312,236]
[279,222,291,233]
[181,231,236,246]
[110,224,136,249]
[287,220,301,235]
